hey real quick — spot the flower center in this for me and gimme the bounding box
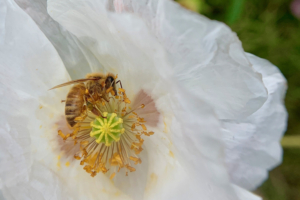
[90,112,125,146]
[57,74,155,179]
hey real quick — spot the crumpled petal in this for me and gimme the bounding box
[0,0,70,199]
[47,0,246,199]
[233,185,262,200]
[110,0,267,120]
[222,53,287,190]
[109,0,286,192]
[0,0,283,199]
[14,0,98,79]
[165,87,239,200]
[17,0,268,120]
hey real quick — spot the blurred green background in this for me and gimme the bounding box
[175,0,300,199]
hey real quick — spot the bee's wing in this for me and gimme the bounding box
[49,78,98,90]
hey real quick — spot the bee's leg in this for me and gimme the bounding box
[74,105,88,122]
[94,108,107,119]
[100,87,110,102]
[116,80,122,88]
[84,94,107,119]
[91,107,102,117]
[103,96,110,102]
[114,80,123,97]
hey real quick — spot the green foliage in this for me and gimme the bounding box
[226,0,246,24]
[176,0,205,12]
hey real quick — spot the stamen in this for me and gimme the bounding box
[57,75,155,178]
[106,87,113,94]
[110,172,116,180]
[118,88,125,93]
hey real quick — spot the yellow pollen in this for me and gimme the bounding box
[90,112,125,146]
[55,74,157,178]
[106,87,113,94]
[118,88,125,92]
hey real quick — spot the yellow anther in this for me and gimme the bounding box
[141,124,147,130]
[131,123,136,131]
[106,87,113,94]
[137,117,146,123]
[124,98,131,104]
[91,171,97,177]
[80,141,89,145]
[74,116,84,121]
[74,155,81,160]
[58,130,65,139]
[125,165,136,172]
[64,133,71,140]
[129,156,142,165]
[110,172,116,180]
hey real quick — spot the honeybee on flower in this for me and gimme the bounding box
[51,73,158,178]
[0,0,287,199]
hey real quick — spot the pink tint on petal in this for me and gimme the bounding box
[114,0,125,13]
[291,0,300,19]
[131,90,160,127]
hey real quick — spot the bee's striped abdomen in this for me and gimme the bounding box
[65,83,86,127]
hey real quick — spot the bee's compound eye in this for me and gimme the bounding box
[106,77,114,87]
[108,77,114,82]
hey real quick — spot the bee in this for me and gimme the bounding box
[50,73,121,127]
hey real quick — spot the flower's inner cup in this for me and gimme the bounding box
[90,112,125,145]
[57,73,154,179]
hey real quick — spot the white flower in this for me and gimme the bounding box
[0,0,287,200]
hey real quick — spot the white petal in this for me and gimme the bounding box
[14,0,98,79]
[1,162,71,199]
[233,185,262,200]
[110,0,267,120]
[1,0,272,199]
[223,53,287,190]
[161,88,240,200]
[47,1,248,199]
[0,0,70,198]
[47,0,172,95]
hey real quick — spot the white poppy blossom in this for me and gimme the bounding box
[0,0,287,199]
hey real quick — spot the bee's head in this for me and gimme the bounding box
[105,76,115,89]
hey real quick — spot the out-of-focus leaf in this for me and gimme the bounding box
[281,136,300,148]
[226,0,245,24]
[177,0,203,13]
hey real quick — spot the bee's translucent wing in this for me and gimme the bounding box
[49,78,98,90]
